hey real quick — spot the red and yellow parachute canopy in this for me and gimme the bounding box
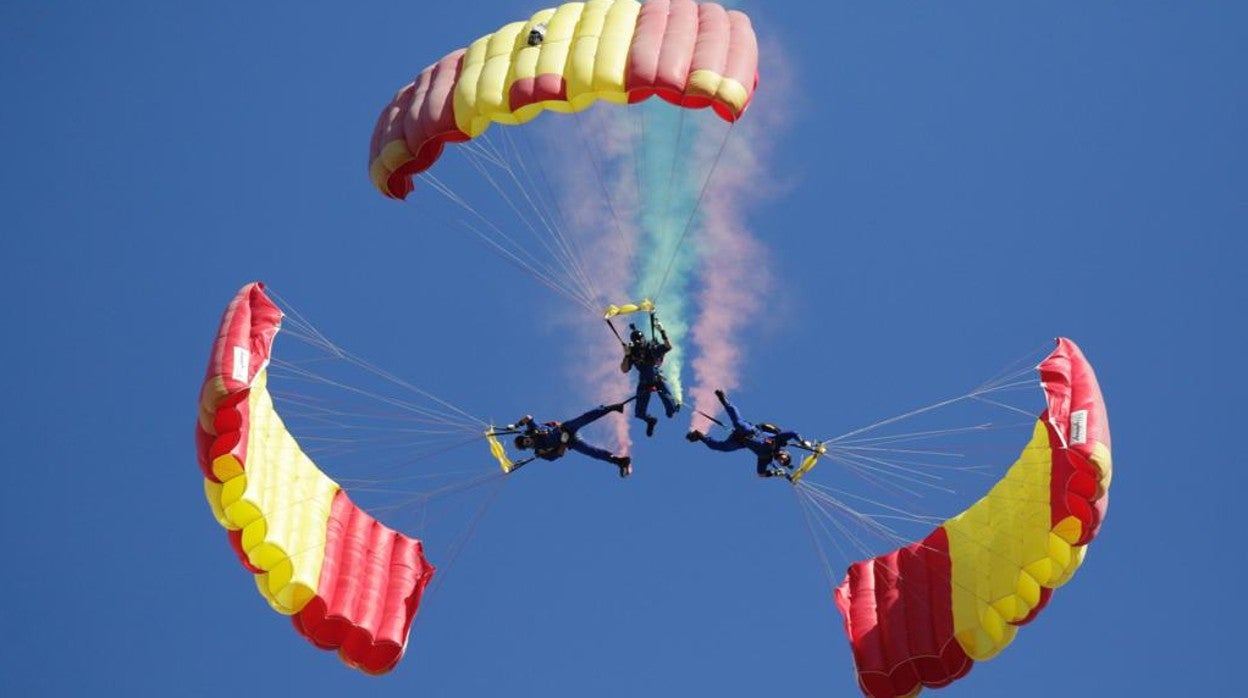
[368,0,759,199]
[834,338,1112,698]
[195,283,435,675]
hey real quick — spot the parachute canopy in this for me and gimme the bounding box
[196,283,435,675]
[369,0,759,199]
[832,338,1112,698]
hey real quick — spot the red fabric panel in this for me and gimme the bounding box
[370,50,471,200]
[200,283,280,401]
[627,0,697,105]
[226,529,263,574]
[293,491,435,675]
[197,283,280,480]
[715,10,758,120]
[509,74,568,111]
[1040,338,1111,544]
[1012,586,1054,626]
[835,529,971,698]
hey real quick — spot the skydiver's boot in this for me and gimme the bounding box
[607,402,627,413]
[611,455,632,479]
[685,430,704,443]
[714,389,727,406]
[645,416,658,437]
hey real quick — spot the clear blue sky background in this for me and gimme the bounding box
[2,2,1244,696]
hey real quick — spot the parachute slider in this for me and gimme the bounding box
[788,441,827,485]
[486,428,526,474]
[603,299,655,319]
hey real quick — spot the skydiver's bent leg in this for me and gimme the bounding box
[563,404,616,433]
[568,439,618,464]
[569,438,631,478]
[656,381,679,418]
[721,400,748,431]
[634,387,652,420]
[699,436,745,453]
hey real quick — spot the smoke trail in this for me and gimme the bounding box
[688,42,795,432]
[633,103,706,406]
[537,106,641,451]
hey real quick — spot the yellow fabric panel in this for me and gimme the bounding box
[371,140,413,195]
[688,69,750,116]
[203,479,231,529]
[455,1,640,137]
[456,21,528,134]
[945,419,1081,661]
[198,374,227,434]
[1092,441,1113,491]
[205,370,340,615]
[571,0,640,108]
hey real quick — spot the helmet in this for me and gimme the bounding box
[775,450,792,467]
[514,435,535,450]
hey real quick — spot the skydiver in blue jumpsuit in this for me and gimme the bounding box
[686,390,808,479]
[510,401,633,478]
[621,320,680,437]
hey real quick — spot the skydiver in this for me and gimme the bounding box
[686,389,811,479]
[620,319,680,437]
[507,401,633,478]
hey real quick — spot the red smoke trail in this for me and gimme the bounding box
[688,45,793,432]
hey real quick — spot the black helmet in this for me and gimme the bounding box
[514,434,535,450]
[775,450,792,467]
[629,326,645,344]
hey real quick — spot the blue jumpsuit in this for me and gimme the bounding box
[632,340,679,422]
[699,397,799,476]
[522,404,618,464]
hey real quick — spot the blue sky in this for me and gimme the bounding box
[2,2,1244,696]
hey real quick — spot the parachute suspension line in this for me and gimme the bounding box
[658,104,689,230]
[426,140,584,305]
[268,343,483,433]
[479,126,600,308]
[571,105,633,265]
[796,483,995,633]
[454,138,598,309]
[488,126,604,308]
[416,475,508,617]
[794,485,851,590]
[650,122,736,303]
[326,432,497,487]
[268,358,481,434]
[418,170,597,312]
[800,481,911,554]
[268,290,491,430]
[365,468,506,516]
[820,373,1038,447]
[802,478,948,534]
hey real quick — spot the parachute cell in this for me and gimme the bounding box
[196,283,435,675]
[368,0,759,199]
[833,338,1112,698]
